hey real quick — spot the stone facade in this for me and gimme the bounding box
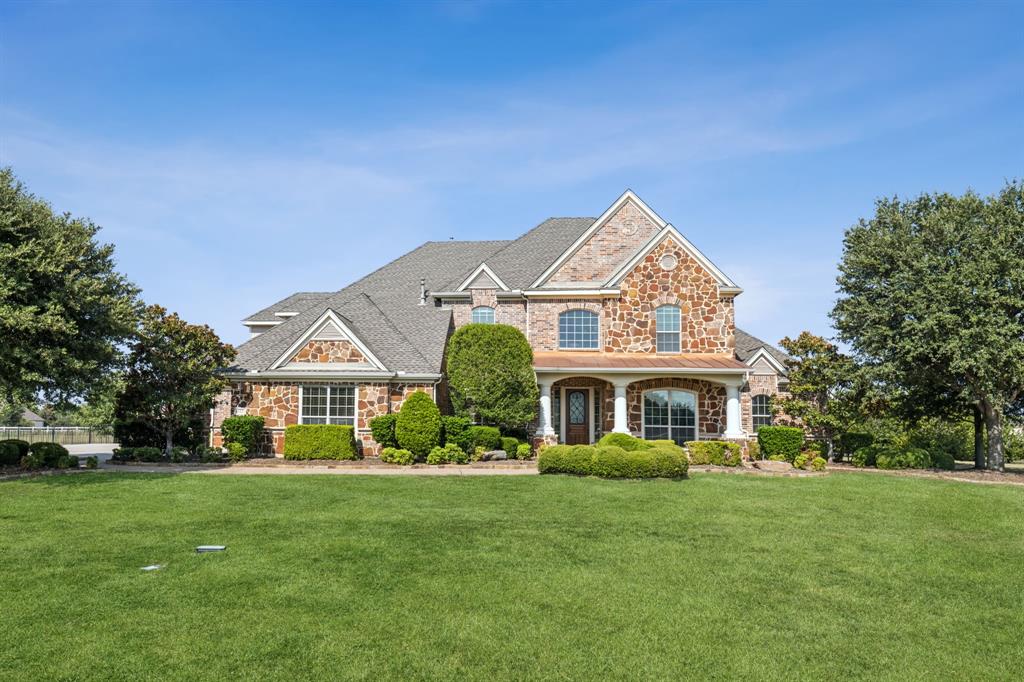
[626,378,727,439]
[607,236,735,354]
[211,381,435,456]
[290,339,366,363]
[548,201,661,285]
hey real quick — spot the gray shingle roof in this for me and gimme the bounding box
[734,328,790,371]
[230,215,787,377]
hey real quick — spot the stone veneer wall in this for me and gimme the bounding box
[548,201,661,285]
[211,381,435,456]
[606,237,734,354]
[290,339,366,363]
[626,378,727,439]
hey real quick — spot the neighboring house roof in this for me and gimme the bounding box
[734,329,790,372]
[21,409,45,425]
[229,207,787,377]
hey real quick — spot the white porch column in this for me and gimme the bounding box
[724,382,743,438]
[537,382,555,437]
[612,382,629,434]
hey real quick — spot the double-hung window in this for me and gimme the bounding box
[300,385,355,425]
[471,306,495,324]
[655,305,681,353]
[752,395,772,430]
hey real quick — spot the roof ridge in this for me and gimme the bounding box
[331,240,438,295]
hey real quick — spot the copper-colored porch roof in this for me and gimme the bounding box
[532,351,748,371]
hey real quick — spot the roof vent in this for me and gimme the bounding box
[419,278,427,306]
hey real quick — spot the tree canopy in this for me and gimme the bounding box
[832,181,1024,470]
[446,323,539,429]
[115,305,236,454]
[0,167,140,406]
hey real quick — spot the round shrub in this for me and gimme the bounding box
[794,453,809,469]
[28,442,70,467]
[757,426,805,463]
[0,441,20,466]
[515,442,532,460]
[85,456,99,469]
[56,454,78,469]
[426,442,469,465]
[811,456,827,471]
[20,453,43,470]
[220,415,265,454]
[500,436,520,458]
[395,391,441,458]
[226,442,248,462]
[370,414,399,449]
[469,425,501,451]
[0,439,30,463]
[380,447,415,465]
[929,449,955,470]
[441,415,473,453]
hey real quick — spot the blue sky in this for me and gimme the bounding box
[2,1,1022,347]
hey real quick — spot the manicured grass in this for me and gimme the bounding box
[1,473,1022,680]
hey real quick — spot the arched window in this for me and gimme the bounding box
[558,309,599,349]
[471,306,495,324]
[643,389,697,445]
[655,305,681,353]
[752,395,772,430]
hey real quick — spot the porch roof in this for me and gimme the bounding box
[532,351,748,372]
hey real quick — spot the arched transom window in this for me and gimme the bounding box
[655,305,681,353]
[752,395,772,430]
[559,309,599,349]
[643,389,697,445]
[471,306,495,324]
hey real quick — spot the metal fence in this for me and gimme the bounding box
[0,427,116,445]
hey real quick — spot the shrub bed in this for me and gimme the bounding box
[685,440,742,467]
[0,439,30,465]
[758,426,805,463]
[220,415,265,455]
[283,425,360,461]
[538,441,688,479]
[851,445,954,471]
[28,442,71,467]
[369,414,399,449]
[426,442,469,465]
[380,447,414,465]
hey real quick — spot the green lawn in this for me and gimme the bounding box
[1,472,1022,680]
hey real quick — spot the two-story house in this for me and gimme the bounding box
[214,191,789,455]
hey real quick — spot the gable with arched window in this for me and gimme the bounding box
[752,394,772,430]
[559,309,599,349]
[471,306,495,324]
[655,304,681,353]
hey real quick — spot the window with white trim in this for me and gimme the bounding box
[643,389,697,445]
[300,385,355,425]
[655,305,681,353]
[752,395,772,430]
[471,306,495,324]
[559,309,599,349]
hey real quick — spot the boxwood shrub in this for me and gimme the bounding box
[380,447,414,465]
[685,440,742,467]
[369,414,399,449]
[515,442,532,460]
[426,442,469,465]
[220,415,265,454]
[469,425,501,451]
[758,426,804,463]
[500,436,520,458]
[395,391,441,458]
[0,439,30,464]
[0,441,22,466]
[28,442,70,467]
[283,424,360,460]
[441,415,473,453]
[538,442,688,479]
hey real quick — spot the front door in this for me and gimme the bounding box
[565,389,589,445]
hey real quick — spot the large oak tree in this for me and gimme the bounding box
[832,181,1024,470]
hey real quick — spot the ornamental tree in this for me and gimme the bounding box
[115,305,236,456]
[832,181,1024,470]
[777,332,864,462]
[0,168,141,405]
[446,323,539,429]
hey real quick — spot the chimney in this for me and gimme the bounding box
[419,278,427,306]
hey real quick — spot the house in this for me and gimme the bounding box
[21,409,45,428]
[214,191,790,455]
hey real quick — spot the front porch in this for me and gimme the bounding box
[533,352,750,446]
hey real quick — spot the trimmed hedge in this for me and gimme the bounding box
[0,439,30,463]
[538,442,688,479]
[28,441,70,467]
[596,432,648,451]
[758,426,805,463]
[441,415,473,453]
[500,436,520,458]
[221,415,265,454]
[395,391,441,458]
[283,424,360,460]
[685,440,742,467]
[469,425,501,451]
[369,414,399,449]
[380,447,414,465]
[0,441,21,466]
